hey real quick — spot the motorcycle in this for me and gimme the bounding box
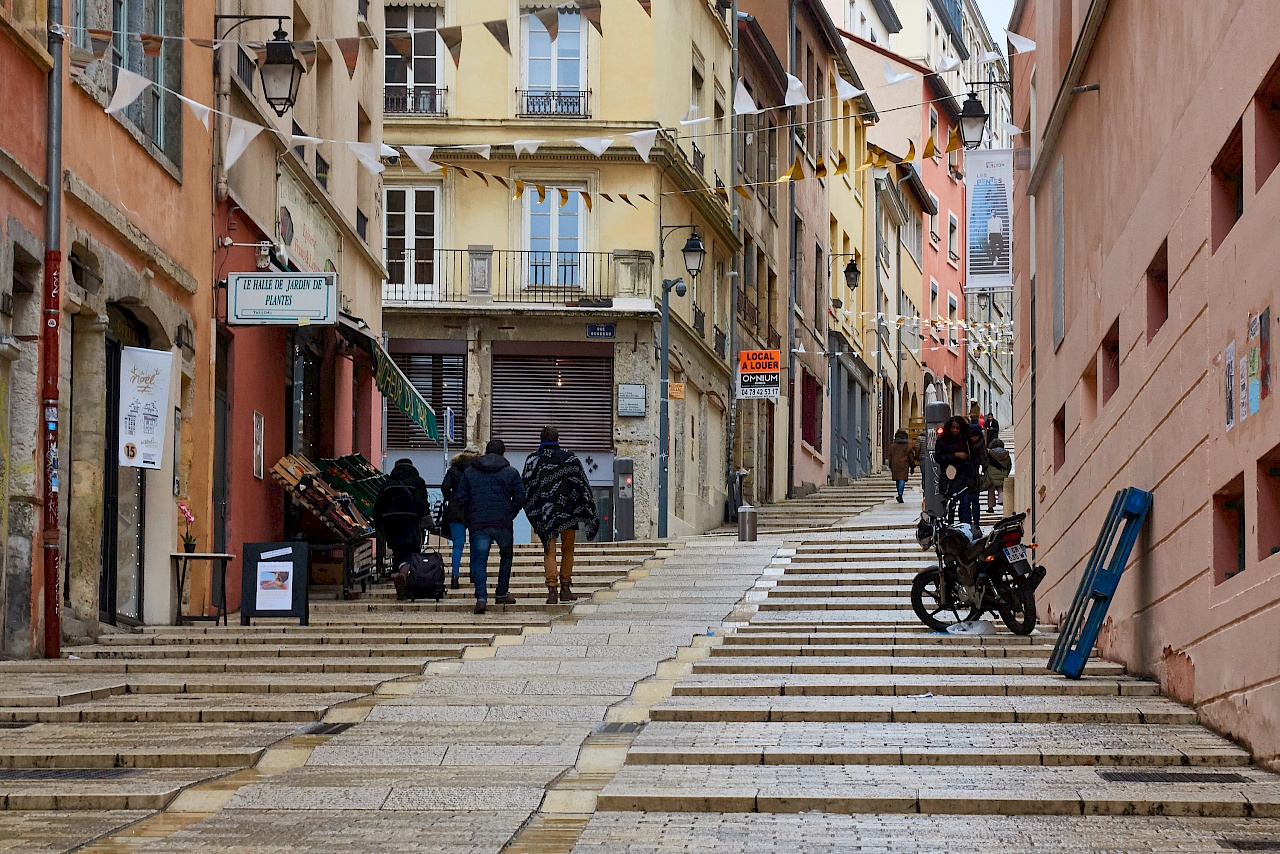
[910,489,1046,635]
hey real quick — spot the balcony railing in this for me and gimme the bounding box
[713,325,727,359]
[383,248,620,305]
[692,304,706,338]
[385,86,448,116]
[741,299,758,328]
[517,88,590,118]
[691,142,705,175]
[767,327,782,350]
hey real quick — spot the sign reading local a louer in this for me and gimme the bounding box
[228,273,338,325]
[737,349,781,401]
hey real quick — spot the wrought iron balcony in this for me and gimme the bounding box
[383,248,620,305]
[517,88,590,118]
[741,298,758,328]
[692,304,706,338]
[691,141,705,175]
[385,86,448,116]
[713,325,727,359]
[767,327,782,350]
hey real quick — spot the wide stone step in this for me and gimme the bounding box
[649,694,1199,724]
[82,643,467,660]
[669,673,1161,697]
[0,767,229,810]
[624,721,1251,767]
[595,763,1280,816]
[309,601,573,614]
[756,599,913,611]
[0,691,359,724]
[0,721,298,769]
[712,642,1059,658]
[766,587,908,599]
[691,656,1123,677]
[12,658,430,675]
[773,574,920,586]
[93,632,497,647]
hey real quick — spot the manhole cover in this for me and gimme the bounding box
[593,722,645,735]
[0,768,139,781]
[1098,770,1251,784]
[1219,840,1280,851]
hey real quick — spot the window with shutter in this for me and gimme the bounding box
[491,355,614,451]
[385,352,465,449]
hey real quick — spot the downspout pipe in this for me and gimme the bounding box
[724,0,740,517]
[785,0,797,498]
[41,0,66,658]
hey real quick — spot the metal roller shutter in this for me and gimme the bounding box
[385,353,466,449]
[491,355,614,451]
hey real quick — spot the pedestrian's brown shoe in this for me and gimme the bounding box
[495,595,516,605]
[559,584,581,601]
[545,586,559,605]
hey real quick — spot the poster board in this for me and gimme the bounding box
[119,346,174,468]
[240,542,309,625]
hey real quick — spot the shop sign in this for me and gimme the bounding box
[618,383,646,417]
[277,169,342,274]
[669,381,686,400]
[737,349,780,401]
[118,346,174,469]
[587,323,616,340]
[228,273,338,325]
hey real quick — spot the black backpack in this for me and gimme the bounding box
[395,551,446,601]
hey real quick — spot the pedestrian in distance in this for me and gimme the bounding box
[887,429,918,504]
[984,411,1000,447]
[986,438,1013,513]
[522,426,600,604]
[967,421,989,532]
[373,458,436,569]
[452,439,526,614]
[933,416,980,530]
[439,446,481,590]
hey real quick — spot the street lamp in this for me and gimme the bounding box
[958,92,989,150]
[658,230,706,539]
[261,28,306,116]
[843,258,861,291]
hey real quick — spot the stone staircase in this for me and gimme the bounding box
[749,473,899,534]
[0,539,660,815]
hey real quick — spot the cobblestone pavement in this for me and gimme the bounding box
[573,486,1280,852]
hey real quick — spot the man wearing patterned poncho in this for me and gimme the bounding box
[522,427,601,605]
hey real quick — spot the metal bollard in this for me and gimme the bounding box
[737,505,757,541]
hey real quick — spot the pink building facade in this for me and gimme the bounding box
[1011,0,1280,766]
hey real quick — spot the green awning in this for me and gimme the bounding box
[354,331,439,442]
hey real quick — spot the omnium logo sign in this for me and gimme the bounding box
[228,273,338,325]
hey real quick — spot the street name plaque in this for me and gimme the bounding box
[229,272,338,325]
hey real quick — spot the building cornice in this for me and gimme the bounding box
[0,145,47,207]
[0,7,53,71]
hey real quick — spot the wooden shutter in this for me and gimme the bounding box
[491,354,614,451]
[385,352,465,449]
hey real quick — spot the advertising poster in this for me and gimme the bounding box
[255,561,294,611]
[1240,355,1249,425]
[966,149,1014,289]
[1260,308,1271,400]
[119,347,174,469]
[1225,341,1235,431]
[1248,347,1261,415]
[253,411,265,480]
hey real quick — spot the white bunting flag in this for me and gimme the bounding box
[224,117,264,170]
[513,139,543,156]
[1003,122,1025,137]
[176,93,210,129]
[290,133,324,148]
[403,145,441,174]
[626,129,659,163]
[784,73,810,106]
[1006,31,1036,53]
[733,79,759,115]
[979,49,1002,65]
[679,104,711,126]
[348,141,385,174]
[106,68,153,114]
[573,136,614,157]
[883,62,913,85]
[379,143,399,160]
[937,54,961,73]
[458,144,491,159]
[834,75,864,101]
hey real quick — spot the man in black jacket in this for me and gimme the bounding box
[453,439,526,614]
[373,459,434,569]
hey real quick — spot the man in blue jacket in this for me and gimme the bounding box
[453,439,526,614]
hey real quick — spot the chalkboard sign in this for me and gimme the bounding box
[240,542,309,625]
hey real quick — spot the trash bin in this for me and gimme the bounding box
[737,505,757,541]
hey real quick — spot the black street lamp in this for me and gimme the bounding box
[843,258,861,291]
[959,92,989,150]
[261,28,306,116]
[680,229,706,278]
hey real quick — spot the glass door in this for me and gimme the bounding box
[101,317,148,626]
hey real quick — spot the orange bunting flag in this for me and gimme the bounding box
[335,37,361,77]
[618,193,637,208]
[534,9,560,41]
[715,186,729,200]
[922,134,938,160]
[901,140,916,164]
[295,40,318,71]
[855,148,875,171]
[776,155,804,183]
[140,34,164,57]
[387,34,412,61]
[637,0,653,16]
[482,20,511,54]
[535,185,547,203]
[579,0,603,34]
[88,28,113,59]
[513,180,525,200]
[638,193,653,204]
[558,188,570,208]
[190,37,216,49]
[600,193,614,203]
[945,125,961,154]
[493,176,510,189]
[734,185,753,199]
[439,26,463,68]
[580,191,593,212]
[814,156,828,179]
[833,154,849,176]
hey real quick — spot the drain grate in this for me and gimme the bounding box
[594,722,646,735]
[296,722,355,736]
[1219,840,1280,851]
[0,768,139,781]
[1098,770,1251,784]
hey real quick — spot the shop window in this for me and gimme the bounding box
[1254,54,1280,191]
[1211,120,1244,252]
[1145,239,1169,343]
[1258,445,1280,563]
[1214,474,1246,583]
[1052,405,1066,472]
[1100,319,1120,405]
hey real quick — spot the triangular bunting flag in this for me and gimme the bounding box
[733,185,753,199]
[482,19,511,54]
[618,194,637,208]
[978,49,1002,65]
[335,37,361,77]
[458,144,492,159]
[349,141,385,174]
[936,54,961,73]
[68,45,95,73]
[1007,31,1036,53]
[190,38,216,50]
[814,156,827,179]
[493,176,510,189]
[733,79,758,115]
[140,34,164,57]
[439,26,463,67]
[833,154,848,176]
[291,133,324,148]
[536,185,546,204]
[626,129,659,163]
[580,191,593,212]
[883,61,913,85]
[945,125,961,154]
[295,40,318,71]
[856,149,875,171]
[558,188,570,208]
[636,0,652,16]
[475,172,490,187]
[573,136,614,157]
[873,150,890,168]
[403,145,439,174]
[776,155,804,183]
[513,139,543,157]
[579,0,603,34]
[513,180,525,200]
[638,194,653,203]
[600,193,613,203]
[454,166,469,178]
[88,28,113,58]
[922,134,938,159]
[834,75,864,101]
[901,140,916,164]
[176,94,211,129]
[387,33,412,61]
[106,68,153,114]
[224,117,264,170]
[535,9,560,42]
[784,73,809,106]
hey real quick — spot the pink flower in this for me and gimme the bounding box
[177,502,195,524]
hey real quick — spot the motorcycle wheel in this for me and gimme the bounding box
[911,567,982,632]
[997,578,1037,636]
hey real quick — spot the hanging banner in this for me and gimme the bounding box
[119,347,174,469]
[966,149,1014,289]
[277,169,342,274]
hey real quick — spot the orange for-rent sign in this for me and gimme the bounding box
[737,349,781,400]
[738,350,781,373]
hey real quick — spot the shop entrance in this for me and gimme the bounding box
[100,307,150,625]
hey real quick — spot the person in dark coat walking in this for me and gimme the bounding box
[522,427,600,604]
[984,412,1000,447]
[933,417,979,529]
[373,459,435,569]
[986,438,1012,513]
[967,421,989,532]
[453,439,526,614]
[439,447,480,590]
[886,429,919,504]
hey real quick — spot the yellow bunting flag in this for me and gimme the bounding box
[776,155,804,183]
[618,194,637,208]
[814,156,828,179]
[834,154,849,176]
[580,191,593,212]
[535,185,547,203]
[600,193,614,203]
[513,180,525,200]
[475,172,489,187]
[558,188,569,208]
[873,149,890,168]
[901,140,916,164]
[493,175,509,189]
[945,125,961,154]
[922,134,938,159]
[454,166,469,178]
[733,185,753,199]
[638,194,653,204]
[714,186,729,200]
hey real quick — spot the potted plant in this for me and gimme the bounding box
[178,502,197,553]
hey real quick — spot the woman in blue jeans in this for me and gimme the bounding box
[439,447,480,589]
